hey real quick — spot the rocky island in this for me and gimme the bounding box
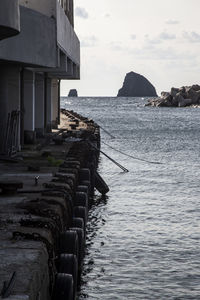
[146,85,200,107]
[117,71,158,97]
[68,89,78,97]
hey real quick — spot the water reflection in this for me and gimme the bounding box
[78,194,109,299]
[63,97,200,299]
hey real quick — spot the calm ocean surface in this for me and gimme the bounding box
[61,97,200,300]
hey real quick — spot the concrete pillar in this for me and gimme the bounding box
[46,77,52,133]
[67,58,73,76]
[0,68,8,151]
[35,73,45,137]
[0,64,21,153]
[51,79,59,129]
[23,69,36,143]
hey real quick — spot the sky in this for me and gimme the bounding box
[61,0,200,97]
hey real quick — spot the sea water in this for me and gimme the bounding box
[61,97,200,300]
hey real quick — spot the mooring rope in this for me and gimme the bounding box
[88,141,129,172]
[99,149,129,172]
[97,124,162,165]
[102,141,163,165]
[98,125,116,139]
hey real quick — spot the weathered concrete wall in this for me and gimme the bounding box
[20,0,74,26]
[46,78,52,133]
[23,70,35,132]
[0,7,57,68]
[35,74,45,136]
[20,0,56,18]
[0,0,20,40]
[57,2,80,65]
[51,79,59,128]
[36,51,68,78]
[49,57,80,79]
[58,0,74,27]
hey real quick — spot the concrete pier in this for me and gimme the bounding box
[0,110,101,299]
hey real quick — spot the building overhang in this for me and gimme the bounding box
[34,50,80,80]
[0,1,80,77]
[0,6,57,68]
[56,2,80,66]
[0,0,20,40]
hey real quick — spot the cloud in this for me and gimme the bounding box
[130,34,137,40]
[108,32,196,63]
[103,13,110,18]
[159,32,176,40]
[144,32,176,45]
[130,45,194,61]
[144,35,162,45]
[75,7,89,19]
[109,41,124,51]
[109,40,185,61]
[81,35,98,47]
[165,19,179,25]
[182,31,200,43]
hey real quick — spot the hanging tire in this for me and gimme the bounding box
[52,273,73,300]
[59,231,79,260]
[88,162,95,197]
[94,170,109,194]
[58,254,78,300]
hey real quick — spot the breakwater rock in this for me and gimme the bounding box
[146,85,200,107]
[117,71,158,97]
[68,89,78,97]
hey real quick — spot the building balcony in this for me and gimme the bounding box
[0,0,80,74]
[0,0,20,40]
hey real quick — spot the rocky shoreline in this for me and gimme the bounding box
[146,85,200,107]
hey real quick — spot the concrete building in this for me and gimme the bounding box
[0,0,80,155]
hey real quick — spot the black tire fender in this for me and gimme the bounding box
[79,168,90,181]
[72,217,85,237]
[52,273,73,300]
[69,227,85,266]
[73,206,87,227]
[72,217,84,229]
[59,231,79,259]
[58,254,78,300]
[75,192,88,212]
[77,185,89,195]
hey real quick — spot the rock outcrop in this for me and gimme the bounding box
[68,89,78,97]
[117,71,158,97]
[146,85,200,107]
